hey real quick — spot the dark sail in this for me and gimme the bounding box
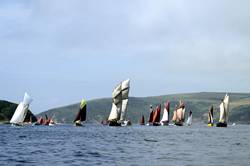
[208,105,214,124]
[148,110,154,123]
[140,115,145,125]
[74,105,86,122]
[152,105,161,123]
[74,99,87,123]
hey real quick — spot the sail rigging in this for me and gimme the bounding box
[10,93,33,125]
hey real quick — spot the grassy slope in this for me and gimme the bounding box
[37,92,250,124]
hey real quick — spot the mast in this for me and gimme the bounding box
[10,93,33,125]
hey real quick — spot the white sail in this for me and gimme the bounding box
[219,94,229,123]
[161,108,169,122]
[108,79,130,121]
[120,99,128,121]
[120,79,130,121]
[10,93,33,124]
[224,94,230,123]
[186,115,192,126]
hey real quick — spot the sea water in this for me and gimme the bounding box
[0,123,249,166]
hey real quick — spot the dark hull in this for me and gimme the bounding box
[152,122,161,126]
[108,121,121,127]
[216,122,227,127]
[75,123,83,127]
[174,122,184,126]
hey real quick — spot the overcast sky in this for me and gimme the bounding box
[0,0,250,113]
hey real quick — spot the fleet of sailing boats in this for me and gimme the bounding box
[8,83,232,128]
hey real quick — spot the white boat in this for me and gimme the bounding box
[108,79,130,126]
[10,93,33,126]
[216,94,230,127]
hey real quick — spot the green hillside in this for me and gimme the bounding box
[38,92,250,124]
[0,100,37,123]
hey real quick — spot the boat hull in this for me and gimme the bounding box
[160,121,169,126]
[174,122,184,126]
[216,122,227,127]
[207,123,214,127]
[108,121,121,127]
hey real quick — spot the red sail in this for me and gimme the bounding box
[140,115,145,125]
[74,105,87,122]
[152,105,161,123]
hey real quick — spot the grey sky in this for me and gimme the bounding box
[0,0,250,113]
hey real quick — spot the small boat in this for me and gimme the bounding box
[139,115,145,125]
[216,94,230,127]
[172,101,185,126]
[207,106,214,127]
[186,110,192,126]
[146,105,154,126]
[160,101,170,126]
[107,79,130,126]
[74,99,87,126]
[10,93,33,126]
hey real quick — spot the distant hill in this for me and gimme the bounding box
[0,100,37,123]
[38,92,250,124]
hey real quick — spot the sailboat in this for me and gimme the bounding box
[160,101,170,126]
[207,106,214,127]
[216,94,229,127]
[146,105,154,126]
[108,79,130,126]
[10,93,33,126]
[152,105,161,126]
[74,99,87,126]
[139,115,145,125]
[173,101,185,126]
[186,110,192,126]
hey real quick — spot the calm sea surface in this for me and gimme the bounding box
[0,123,249,166]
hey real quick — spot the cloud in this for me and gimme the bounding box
[0,0,250,113]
